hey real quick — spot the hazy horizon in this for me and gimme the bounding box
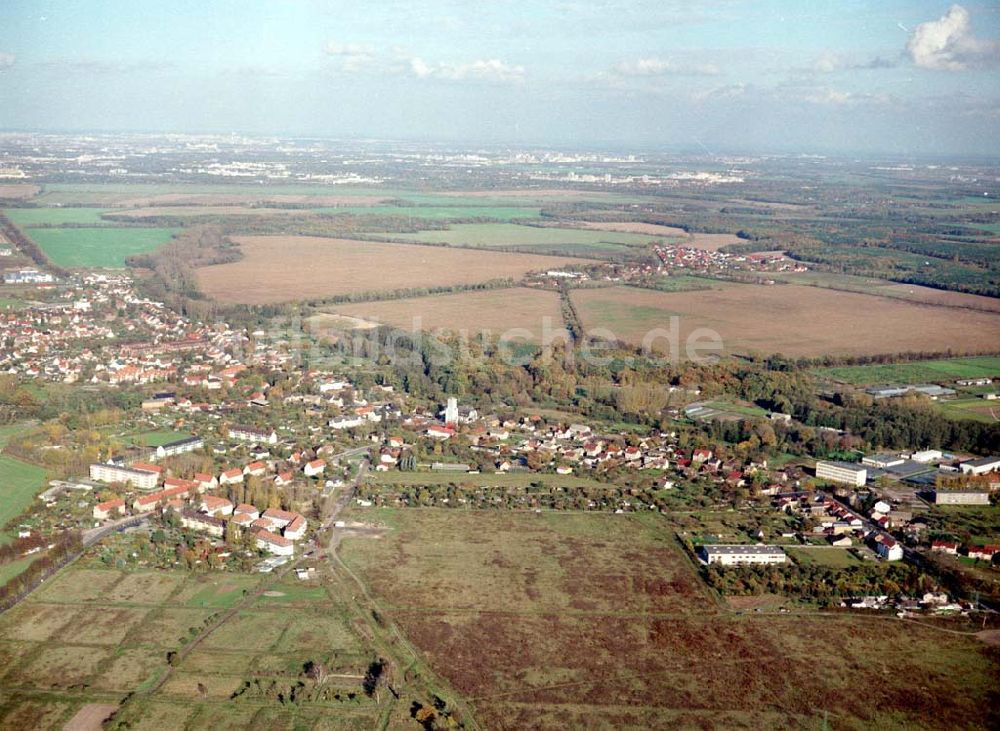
[1,1,999,156]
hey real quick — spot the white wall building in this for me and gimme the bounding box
[816,461,867,487]
[960,456,1000,476]
[699,544,787,566]
[89,463,158,490]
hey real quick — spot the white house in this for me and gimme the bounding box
[873,534,903,561]
[304,459,326,477]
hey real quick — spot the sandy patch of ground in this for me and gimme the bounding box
[63,703,119,731]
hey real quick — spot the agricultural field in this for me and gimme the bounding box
[316,205,542,220]
[813,356,1000,386]
[769,270,1000,313]
[4,207,112,226]
[574,220,689,236]
[196,235,587,304]
[0,185,41,200]
[0,566,387,729]
[339,508,1000,729]
[27,227,178,268]
[570,284,1000,359]
[935,396,1000,424]
[0,455,46,542]
[328,286,567,342]
[105,205,319,219]
[387,222,662,254]
[109,204,542,221]
[31,183,636,209]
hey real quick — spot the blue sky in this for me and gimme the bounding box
[0,1,998,154]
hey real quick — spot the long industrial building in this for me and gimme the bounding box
[815,460,867,487]
[699,544,787,566]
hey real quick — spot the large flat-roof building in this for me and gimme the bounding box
[699,544,787,566]
[89,463,158,490]
[154,436,204,460]
[960,456,1000,476]
[862,453,905,469]
[931,489,991,506]
[816,460,867,488]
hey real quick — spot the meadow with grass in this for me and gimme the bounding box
[25,227,178,268]
[813,356,1000,386]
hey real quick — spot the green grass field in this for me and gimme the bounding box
[4,207,111,226]
[388,222,663,253]
[0,455,46,542]
[0,298,27,311]
[0,555,39,585]
[131,430,193,447]
[316,205,542,220]
[0,422,33,448]
[27,227,178,268]
[786,547,861,567]
[936,396,1000,423]
[813,356,1000,386]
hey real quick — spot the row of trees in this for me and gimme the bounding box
[0,531,82,611]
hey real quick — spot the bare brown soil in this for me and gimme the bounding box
[571,284,1000,358]
[331,287,568,341]
[0,185,40,199]
[574,221,689,237]
[878,282,1000,313]
[976,629,1000,646]
[197,236,587,304]
[688,232,743,250]
[63,703,119,731]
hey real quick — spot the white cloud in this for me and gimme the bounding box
[811,51,896,73]
[324,40,377,73]
[907,4,1000,70]
[325,40,524,84]
[0,52,15,70]
[613,57,719,77]
[419,58,525,83]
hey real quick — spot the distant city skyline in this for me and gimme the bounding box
[1,1,998,155]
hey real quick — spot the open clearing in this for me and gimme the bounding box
[339,508,999,730]
[770,270,1000,313]
[571,284,1000,358]
[329,287,567,341]
[105,205,320,219]
[687,232,743,250]
[573,220,689,237]
[813,356,1000,386]
[0,185,40,200]
[4,207,112,226]
[28,227,178,268]
[0,566,385,729]
[387,222,660,254]
[62,703,119,731]
[110,204,541,221]
[197,235,587,304]
[0,455,46,542]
